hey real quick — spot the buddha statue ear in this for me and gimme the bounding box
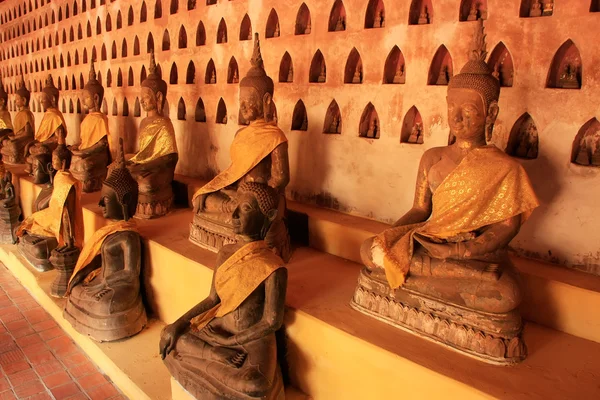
[260,208,278,239]
[156,91,164,114]
[262,92,272,121]
[485,101,499,142]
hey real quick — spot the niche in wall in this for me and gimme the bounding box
[279,52,293,83]
[205,59,216,84]
[179,26,187,48]
[487,42,514,87]
[328,0,347,32]
[162,29,170,51]
[519,0,554,17]
[240,14,252,41]
[266,9,280,38]
[170,63,178,84]
[359,103,380,139]
[459,0,488,21]
[177,97,186,120]
[572,118,600,166]
[428,45,453,86]
[228,57,239,84]
[134,97,141,117]
[195,98,206,122]
[217,19,227,44]
[546,39,582,89]
[123,98,129,116]
[196,21,206,45]
[291,100,308,131]
[216,98,227,124]
[186,61,195,84]
[295,3,311,35]
[344,48,363,84]
[309,50,326,83]
[364,0,385,29]
[383,46,406,84]
[401,106,424,144]
[506,113,539,159]
[592,0,600,12]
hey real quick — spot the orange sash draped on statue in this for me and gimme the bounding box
[373,146,540,289]
[129,116,177,164]
[13,109,35,134]
[79,111,110,151]
[0,110,13,130]
[36,108,66,142]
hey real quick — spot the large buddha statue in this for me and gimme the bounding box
[23,75,66,174]
[0,75,13,139]
[70,60,111,193]
[351,20,539,364]
[161,182,287,400]
[1,76,35,164]
[64,139,147,341]
[126,51,178,219]
[16,169,83,273]
[190,34,290,261]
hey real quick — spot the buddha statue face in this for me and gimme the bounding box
[239,86,271,123]
[232,190,277,239]
[82,89,99,112]
[447,88,498,141]
[99,186,125,220]
[15,94,26,109]
[140,87,164,114]
[31,157,51,184]
[40,92,55,111]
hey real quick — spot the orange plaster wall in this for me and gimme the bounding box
[1,0,600,273]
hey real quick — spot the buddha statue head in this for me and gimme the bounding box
[41,74,59,111]
[141,50,167,115]
[99,139,139,221]
[83,59,104,112]
[16,75,31,109]
[239,33,274,123]
[233,181,278,241]
[447,20,500,143]
[0,75,7,111]
[31,153,53,184]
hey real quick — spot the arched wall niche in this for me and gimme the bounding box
[427,45,453,85]
[177,97,186,120]
[295,3,311,35]
[572,118,600,166]
[487,42,514,87]
[359,103,380,139]
[328,0,347,32]
[217,19,227,44]
[401,106,424,144]
[123,98,129,116]
[134,97,141,117]
[546,39,582,89]
[291,100,308,131]
[170,63,178,84]
[111,98,118,116]
[506,113,539,160]
[383,46,406,84]
[265,9,280,39]
[519,0,554,17]
[459,0,488,22]
[179,26,187,48]
[344,48,363,84]
[240,14,252,41]
[216,98,227,124]
[364,0,385,29]
[592,0,600,12]
[279,52,293,83]
[205,59,216,84]
[309,50,326,83]
[196,21,206,45]
[186,61,195,84]
[227,57,239,84]
[195,98,206,122]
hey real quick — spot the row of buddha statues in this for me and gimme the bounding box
[0,23,540,399]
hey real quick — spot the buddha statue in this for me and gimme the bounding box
[467,3,479,21]
[351,20,539,364]
[33,163,56,212]
[1,76,35,164]
[64,139,147,341]
[30,152,53,185]
[190,34,291,262]
[162,182,287,400]
[52,128,72,171]
[418,6,430,25]
[335,16,345,31]
[0,75,13,139]
[23,75,67,174]
[529,0,542,17]
[70,60,111,193]
[17,169,83,273]
[0,171,21,244]
[126,50,178,219]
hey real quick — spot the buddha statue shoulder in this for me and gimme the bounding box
[24,75,67,174]
[352,20,540,364]
[64,139,147,341]
[16,168,83,272]
[0,75,14,138]
[1,76,35,164]
[190,33,291,261]
[70,60,111,193]
[161,181,287,400]
[126,50,178,219]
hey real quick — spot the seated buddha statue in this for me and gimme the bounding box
[1,76,35,164]
[16,169,83,273]
[22,75,66,174]
[161,182,287,400]
[64,139,147,341]
[0,171,21,244]
[70,60,111,193]
[0,75,13,140]
[126,51,178,219]
[190,34,291,261]
[351,20,539,364]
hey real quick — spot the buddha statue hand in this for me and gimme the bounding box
[160,319,190,359]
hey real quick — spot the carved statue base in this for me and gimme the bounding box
[70,151,109,193]
[49,246,80,298]
[1,137,34,164]
[0,204,21,244]
[350,268,527,365]
[17,233,58,272]
[189,213,236,253]
[25,142,57,174]
[130,156,177,219]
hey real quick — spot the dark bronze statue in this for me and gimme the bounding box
[1,75,35,164]
[162,182,287,400]
[0,171,21,244]
[190,34,291,262]
[351,20,539,364]
[64,139,147,341]
[0,74,14,140]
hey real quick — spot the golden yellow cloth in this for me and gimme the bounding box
[67,220,138,291]
[190,240,284,331]
[129,116,177,164]
[192,119,288,202]
[17,171,83,247]
[36,108,66,142]
[374,146,540,289]
[79,111,110,151]
[0,110,13,130]
[13,108,35,134]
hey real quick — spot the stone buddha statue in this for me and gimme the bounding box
[351,20,539,364]
[190,33,291,261]
[1,76,35,164]
[126,50,178,219]
[0,171,21,244]
[0,75,13,139]
[33,162,56,212]
[70,60,111,193]
[64,139,147,341]
[23,75,67,174]
[16,169,83,273]
[161,182,287,400]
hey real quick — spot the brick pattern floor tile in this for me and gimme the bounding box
[0,264,126,399]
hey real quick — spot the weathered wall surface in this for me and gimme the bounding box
[1,0,599,273]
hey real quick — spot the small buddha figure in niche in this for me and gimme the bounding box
[558,60,580,89]
[575,130,600,166]
[352,20,539,364]
[247,26,252,41]
[375,9,385,28]
[64,139,147,341]
[23,75,67,175]
[305,19,312,35]
[162,182,287,400]
[1,76,35,164]
[335,16,345,31]
[436,65,449,85]
[328,114,341,133]
[366,117,379,138]
[393,63,405,84]
[352,64,362,84]
[210,70,216,84]
[274,22,280,38]
[190,34,291,262]
[318,63,326,83]
[529,0,542,17]
[126,50,178,219]
[286,65,294,83]
[542,0,554,16]
[70,60,111,193]
[0,76,13,139]
[219,29,227,44]
[418,6,430,25]
[513,123,538,159]
[467,3,479,21]
[232,69,239,84]
[0,171,21,244]
[407,122,424,144]
[17,169,83,273]
[300,114,308,131]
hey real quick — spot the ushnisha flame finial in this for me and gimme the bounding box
[250,33,264,70]
[89,58,97,82]
[149,49,157,76]
[470,19,488,62]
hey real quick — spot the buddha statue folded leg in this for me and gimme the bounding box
[17,232,58,272]
[128,153,178,219]
[70,150,109,193]
[164,327,282,400]
[1,135,34,164]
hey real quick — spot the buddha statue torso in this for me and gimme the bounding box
[0,171,21,244]
[1,106,35,165]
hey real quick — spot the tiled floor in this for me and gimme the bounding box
[0,264,126,400]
